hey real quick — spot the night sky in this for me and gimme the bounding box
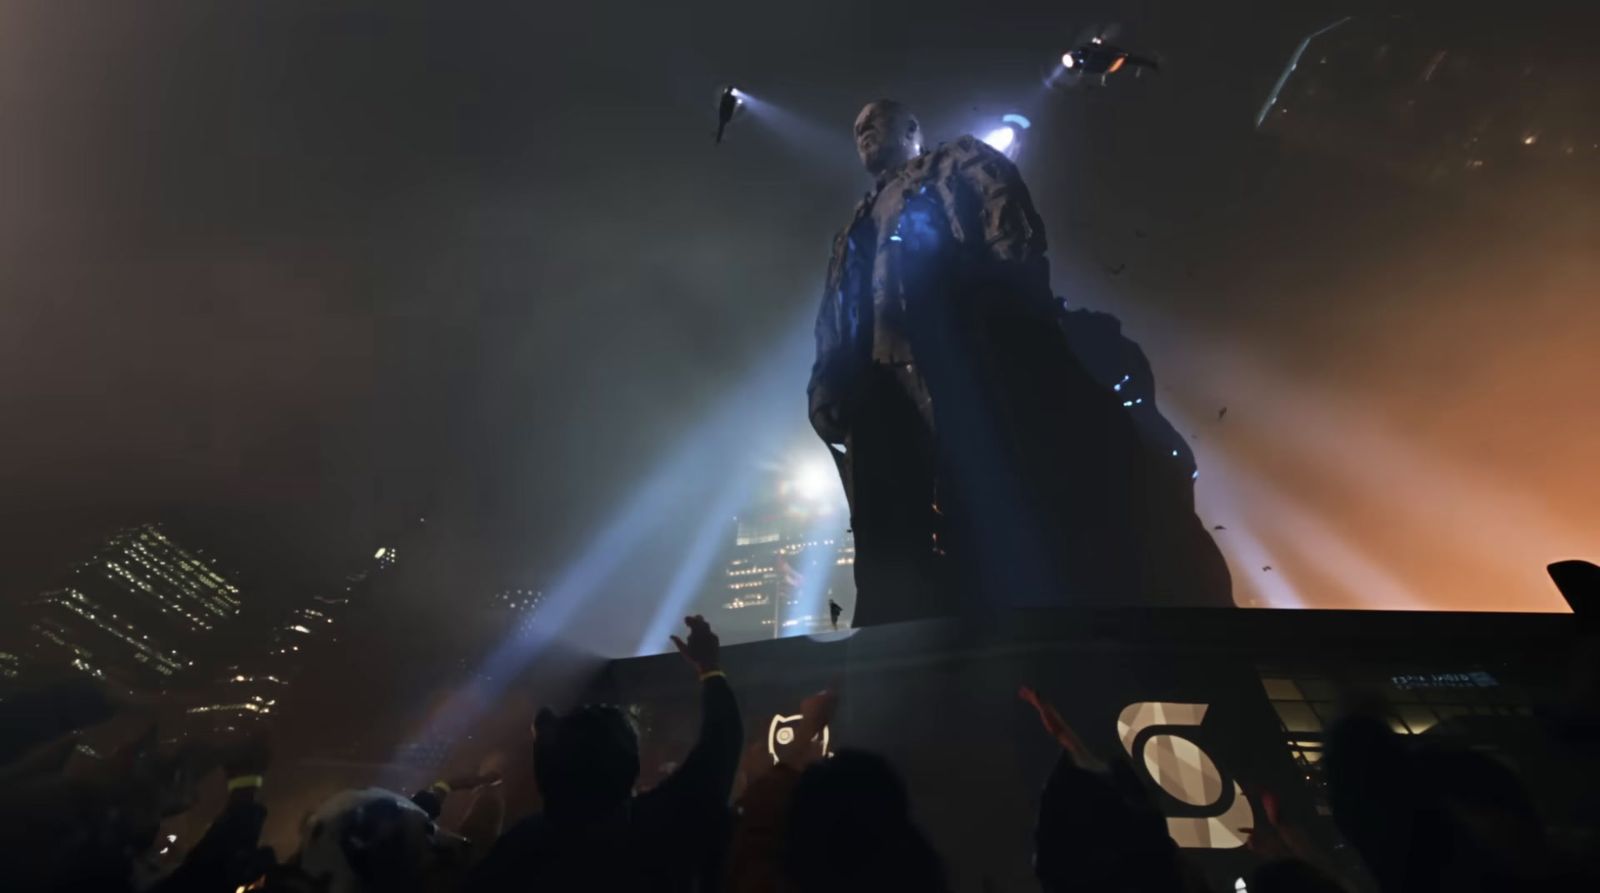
[2,1,1595,626]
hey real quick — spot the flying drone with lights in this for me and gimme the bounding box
[1051,24,1160,87]
[715,85,745,144]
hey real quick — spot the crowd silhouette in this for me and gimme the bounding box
[3,608,1596,893]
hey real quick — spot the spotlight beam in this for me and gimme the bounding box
[393,312,819,762]
[635,473,756,656]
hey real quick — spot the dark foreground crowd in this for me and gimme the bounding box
[4,614,1597,893]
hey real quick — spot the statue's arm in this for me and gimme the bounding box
[807,237,852,444]
[947,137,1049,266]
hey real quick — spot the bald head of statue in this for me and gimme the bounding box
[853,100,923,177]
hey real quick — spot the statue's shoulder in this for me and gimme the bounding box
[946,134,993,159]
[950,135,1007,162]
[914,136,1011,179]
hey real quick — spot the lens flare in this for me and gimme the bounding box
[982,126,1016,153]
[792,458,835,502]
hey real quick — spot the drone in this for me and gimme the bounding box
[1052,25,1160,87]
[715,86,744,145]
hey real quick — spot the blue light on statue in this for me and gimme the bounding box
[894,199,941,250]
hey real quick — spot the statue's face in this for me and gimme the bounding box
[854,101,921,176]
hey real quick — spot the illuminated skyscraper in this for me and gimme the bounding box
[187,558,391,734]
[710,453,855,643]
[18,524,242,688]
[0,649,21,682]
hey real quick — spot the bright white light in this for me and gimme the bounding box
[792,459,834,502]
[982,126,1016,153]
[373,547,387,559]
[1061,52,1076,69]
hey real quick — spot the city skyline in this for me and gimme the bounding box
[1,3,1593,626]
[5,524,242,691]
[705,453,856,644]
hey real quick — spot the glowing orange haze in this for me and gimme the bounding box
[1127,191,1595,612]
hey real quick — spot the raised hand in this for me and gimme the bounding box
[670,614,721,676]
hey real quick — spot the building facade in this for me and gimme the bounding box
[13,524,243,690]
[185,541,402,736]
[711,463,855,644]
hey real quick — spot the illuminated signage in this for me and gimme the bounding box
[1389,671,1497,690]
[1117,702,1254,849]
[768,713,830,764]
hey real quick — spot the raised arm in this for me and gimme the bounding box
[647,615,743,818]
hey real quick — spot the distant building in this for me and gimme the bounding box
[14,524,242,688]
[186,558,390,735]
[493,586,545,639]
[1259,15,1599,184]
[389,585,544,779]
[710,456,855,643]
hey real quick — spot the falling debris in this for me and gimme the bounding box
[1213,525,1226,531]
[1217,406,1228,421]
[1262,565,1273,572]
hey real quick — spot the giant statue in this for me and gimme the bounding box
[808,100,1231,625]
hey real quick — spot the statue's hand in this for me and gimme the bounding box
[811,402,850,446]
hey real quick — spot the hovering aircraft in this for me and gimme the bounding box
[1052,25,1160,87]
[715,86,743,145]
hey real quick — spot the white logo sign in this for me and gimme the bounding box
[767,713,830,764]
[1116,701,1254,849]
